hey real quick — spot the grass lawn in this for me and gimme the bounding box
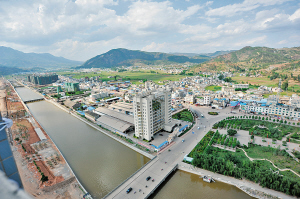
[172,110,194,122]
[232,76,278,87]
[205,85,222,91]
[244,144,300,175]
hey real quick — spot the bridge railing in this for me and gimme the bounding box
[145,164,178,199]
[102,155,158,198]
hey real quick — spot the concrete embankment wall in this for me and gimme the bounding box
[16,81,154,159]
[8,81,89,195]
[46,98,154,159]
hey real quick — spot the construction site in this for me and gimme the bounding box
[0,78,84,199]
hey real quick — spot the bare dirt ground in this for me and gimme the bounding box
[3,79,83,199]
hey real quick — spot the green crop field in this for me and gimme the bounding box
[205,85,221,91]
[57,71,186,84]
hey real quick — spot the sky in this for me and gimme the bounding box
[0,0,300,61]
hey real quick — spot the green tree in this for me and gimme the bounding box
[281,81,289,91]
[227,129,237,136]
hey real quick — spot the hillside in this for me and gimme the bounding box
[0,46,82,68]
[191,46,300,73]
[0,65,29,76]
[213,46,300,65]
[78,48,209,68]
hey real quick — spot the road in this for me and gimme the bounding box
[105,106,230,198]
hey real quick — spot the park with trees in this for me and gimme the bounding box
[187,116,300,197]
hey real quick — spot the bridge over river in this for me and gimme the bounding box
[104,156,177,199]
[103,107,233,199]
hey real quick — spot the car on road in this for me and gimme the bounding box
[126,187,132,194]
[146,176,151,181]
[201,114,204,118]
[198,127,200,130]
[159,134,163,136]
[182,139,185,142]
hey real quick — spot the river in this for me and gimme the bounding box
[15,87,253,199]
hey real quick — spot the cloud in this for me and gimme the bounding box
[205,0,291,17]
[278,40,288,44]
[0,0,299,61]
[289,8,300,21]
[206,1,213,6]
[234,35,267,47]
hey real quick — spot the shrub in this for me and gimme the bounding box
[227,129,237,136]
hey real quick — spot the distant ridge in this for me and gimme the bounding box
[78,48,210,69]
[0,46,82,68]
[171,50,235,58]
[211,46,300,64]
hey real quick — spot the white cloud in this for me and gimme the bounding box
[278,40,288,44]
[289,8,300,21]
[206,1,213,6]
[206,0,291,17]
[234,35,267,47]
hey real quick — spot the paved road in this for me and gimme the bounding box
[105,106,230,198]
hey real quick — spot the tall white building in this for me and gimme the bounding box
[204,96,211,105]
[133,89,172,141]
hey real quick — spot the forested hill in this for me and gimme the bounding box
[0,46,82,68]
[212,46,300,65]
[78,48,210,68]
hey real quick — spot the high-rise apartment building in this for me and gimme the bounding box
[133,89,171,141]
[27,74,58,85]
[64,82,80,92]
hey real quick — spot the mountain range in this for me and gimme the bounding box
[0,46,82,68]
[192,46,300,73]
[78,48,210,69]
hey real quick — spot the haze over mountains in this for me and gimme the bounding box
[0,46,82,68]
[1,45,300,76]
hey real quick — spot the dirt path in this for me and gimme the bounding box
[239,148,300,178]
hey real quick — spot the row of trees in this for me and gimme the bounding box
[213,118,298,140]
[192,150,300,196]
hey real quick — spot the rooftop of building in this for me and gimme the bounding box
[94,107,134,124]
[96,115,132,133]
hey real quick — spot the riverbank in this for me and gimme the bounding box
[16,80,154,159]
[179,163,296,199]
[46,98,154,159]
[5,79,88,199]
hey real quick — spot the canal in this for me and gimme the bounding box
[15,87,253,199]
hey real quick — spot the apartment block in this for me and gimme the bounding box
[27,74,58,85]
[133,89,171,141]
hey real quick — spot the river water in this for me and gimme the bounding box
[16,87,253,199]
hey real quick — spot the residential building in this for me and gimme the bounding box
[233,84,249,89]
[133,89,171,141]
[64,82,80,92]
[27,74,58,85]
[268,104,300,120]
[204,96,211,105]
